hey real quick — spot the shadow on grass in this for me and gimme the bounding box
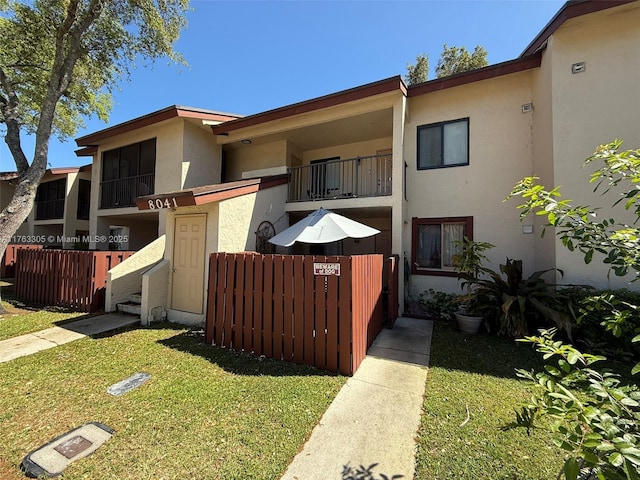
[158,328,339,378]
[427,319,546,380]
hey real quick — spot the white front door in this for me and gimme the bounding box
[171,214,206,314]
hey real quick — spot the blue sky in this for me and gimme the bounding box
[0,0,565,170]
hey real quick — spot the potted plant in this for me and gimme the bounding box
[452,237,495,334]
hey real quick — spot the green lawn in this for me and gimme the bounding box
[415,320,567,480]
[0,320,346,479]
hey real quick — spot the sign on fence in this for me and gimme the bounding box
[313,262,340,276]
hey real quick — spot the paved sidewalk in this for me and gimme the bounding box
[281,316,433,480]
[0,313,139,363]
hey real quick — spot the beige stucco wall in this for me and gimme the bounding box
[162,184,288,325]
[62,171,91,248]
[303,137,392,164]
[218,185,289,252]
[224,140,287,181]
[90,117,219,250]
[542,2,640,288]
[182,120,222,188]
[404,70,537,296]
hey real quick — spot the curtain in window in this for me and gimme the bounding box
[417,225,441,268]
[442,223,464,267]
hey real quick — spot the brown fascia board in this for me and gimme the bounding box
[136,174,288,210]
[521,0,636,56]
[407,54,542,97]
[0,172,19,180]
[75,105,242,147]
[48,167,81,175]
[75,146,97,157]
[212,76,407,135]
[2,167,82,179]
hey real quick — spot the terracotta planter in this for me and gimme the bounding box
[455,312,483,334]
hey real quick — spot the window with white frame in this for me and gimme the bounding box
[411,216,472,276]
[417,118,469,169]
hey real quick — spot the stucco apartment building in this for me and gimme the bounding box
[73,0,639,323]
[1,166,91,249]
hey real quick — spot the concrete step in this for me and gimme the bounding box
[129,293,142,304]
[117,302,141,316]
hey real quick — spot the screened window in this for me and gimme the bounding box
[411,216,472,276]
[101,138,156,181]
[417,118,469,169]
[35,178,66,220]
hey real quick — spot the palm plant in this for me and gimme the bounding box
[474,258,573,338]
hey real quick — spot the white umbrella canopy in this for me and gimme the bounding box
[268,208,380,247]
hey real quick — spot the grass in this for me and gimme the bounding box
[0,317,346,479]
[0,282,88,340]
[415,320,567,480]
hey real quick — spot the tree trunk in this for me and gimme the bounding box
[0,169,44,314]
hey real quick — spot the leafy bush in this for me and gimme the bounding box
[418,288,458,321]
[515,329,640,480]
[564,287,640,363]
[473,258,573,338]
[508,141,640,479]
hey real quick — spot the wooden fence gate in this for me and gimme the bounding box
[15,249,135,312]
[205,253,384,375]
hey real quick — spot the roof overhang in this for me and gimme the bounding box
[212,76,407,136]
[520,0,636,56]
[407,53,542,97]
[135,175,288,211]
[75,105,242,152]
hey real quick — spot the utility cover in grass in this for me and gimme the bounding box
[21,422,114,478]
[107,372,151,396]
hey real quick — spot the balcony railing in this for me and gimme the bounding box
[288,153,392,202]
[35,199,64,220]
[77,199,90,220]
[100,173,155,209]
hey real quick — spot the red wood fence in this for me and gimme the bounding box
[15,249,135,312]
[1,244,43,278]
[205,253,384,375]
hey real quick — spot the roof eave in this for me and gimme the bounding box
[212,76,407,136]
[75,105,242,147]
[407,53,542,97]
[520,0,636,57]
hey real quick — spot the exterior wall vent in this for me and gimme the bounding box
[572,62,586,74]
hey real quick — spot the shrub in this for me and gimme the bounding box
[418,288,458,321]
[473,258,574,338]
[564,287,640,362]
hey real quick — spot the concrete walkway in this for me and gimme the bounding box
[0,313,139,363]
[281,316,433,480]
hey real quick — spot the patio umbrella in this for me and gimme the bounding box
[268,207,380,247]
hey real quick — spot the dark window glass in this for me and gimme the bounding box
[417,118,469,169]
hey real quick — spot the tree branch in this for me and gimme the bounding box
[0,66,29,173]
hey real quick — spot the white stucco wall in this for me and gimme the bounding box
[544,2,640,288]
[404,71,537,296]
[105,234,166,312]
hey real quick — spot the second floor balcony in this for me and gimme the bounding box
[288,153,392,203]
[100,173,155,209]
[35,199,65,221]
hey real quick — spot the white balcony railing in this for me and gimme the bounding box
[288,154,392,202]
